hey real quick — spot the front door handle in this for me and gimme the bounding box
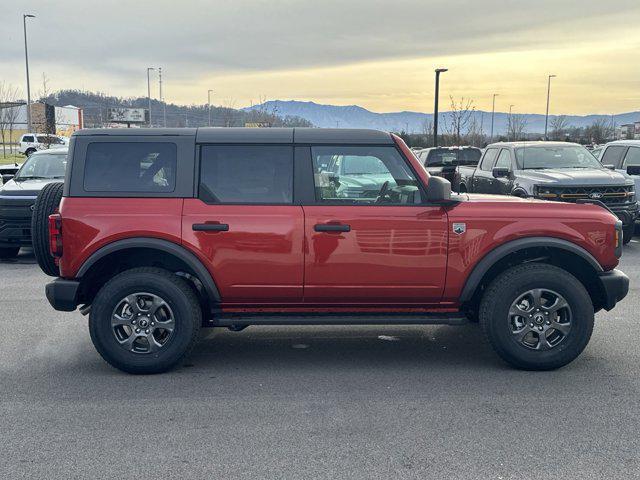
[192,223,229,232]
[314,223,351,232]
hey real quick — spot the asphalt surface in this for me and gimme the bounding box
[1,246,639,480]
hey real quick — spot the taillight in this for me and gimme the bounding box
[48,214,63,258]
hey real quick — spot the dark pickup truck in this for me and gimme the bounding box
[459,142,638,243]
[415,146,482,192]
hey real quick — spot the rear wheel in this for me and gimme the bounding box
[31,182,63,276]
[25,148,36,156]
[480,263,594,370]
[0,247,20,259]
[89,267,202,374]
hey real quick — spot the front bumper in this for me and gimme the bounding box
[0,196,37,248]
[45,278,80,312]
[599,269,629,311]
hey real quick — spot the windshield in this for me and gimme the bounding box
[515,145,603,170]
[15,152,67,180]
[339,155,389,175]
[37,135,64,145]
[427,148,481,167]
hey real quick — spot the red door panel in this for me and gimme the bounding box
[182,200,304,303]
[303,205,448,304]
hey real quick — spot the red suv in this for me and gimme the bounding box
[33,128,629,374]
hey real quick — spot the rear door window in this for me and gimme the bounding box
[199,145,294,204]
[623,146,640,167]
[22,135,34,143]
[83,142,177,192]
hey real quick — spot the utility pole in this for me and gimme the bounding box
[158,67,166,127]
[147,67,155,127]
[23,14,36,133]
[433,68,448,147]
[208,89,213,127]
[544,74,556,141]
[490,93,499,141]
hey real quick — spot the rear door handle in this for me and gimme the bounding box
[314,223,351,232]
[192,223,229,232]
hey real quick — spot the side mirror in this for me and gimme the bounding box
[492,167,510,178]
[627,165,640,176]
[441,164,457,174]
[603,164,616,170]
[426,176,453,203]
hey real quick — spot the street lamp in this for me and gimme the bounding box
[433,68,448,147]
[490,93,499,141]
[208,89,214,127]
[147,67,155,127]
[544,74,557,140]
[23,14,36,133]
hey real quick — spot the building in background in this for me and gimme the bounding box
[0,103,83,144]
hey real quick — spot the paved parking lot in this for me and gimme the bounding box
[1,246,639,479]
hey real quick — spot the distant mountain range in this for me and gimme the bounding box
[244,100,640,135]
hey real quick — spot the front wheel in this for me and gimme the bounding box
[479,263,594,370]
[89,267,202,374]
[623,224,634,245]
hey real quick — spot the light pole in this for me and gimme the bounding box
[158,67,166,127]
[490,93,499,141]
[147,67,155,127]
[544,74,556,140]
[208,89,214,127]
[433,68,448,147]
[23,14,36,133]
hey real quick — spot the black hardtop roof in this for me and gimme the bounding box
[72,127,394,144]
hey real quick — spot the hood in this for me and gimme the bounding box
[516,168,631,186]
[0,178,61,197]
[338,174,392,189]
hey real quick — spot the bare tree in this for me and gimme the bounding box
[444,96,475,145]
[0,82,22,158]
[421,118,434,147]
[507,114,528,141]
[465,115,485,147]
[550,115,569,140]
[585,119,613,144]
[220,98,237,127]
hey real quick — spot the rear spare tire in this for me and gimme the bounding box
[31,181,63,276]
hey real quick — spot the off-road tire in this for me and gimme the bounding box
[0,247,20,259]
[31,182,64,276]
[479,263,594,371]
[89,267,202,374]
[25,148,36,156]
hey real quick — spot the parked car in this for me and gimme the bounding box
[460,141,638,243]
[0,162,23,183]
[599,140,640,198]
[0,148,67,258]
[18,133,67,156]
[415,146,482,191]
[35,128,627,374]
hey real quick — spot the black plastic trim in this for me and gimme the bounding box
[460,237,604,302]
[76,237,221,305]
[45,278,80,312]
[598,268,629,311]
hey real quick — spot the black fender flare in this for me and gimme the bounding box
[76,237,221,304]
[459,237,603,303]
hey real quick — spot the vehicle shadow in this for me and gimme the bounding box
[0,247,36,266]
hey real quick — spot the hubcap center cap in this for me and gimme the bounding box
[533,313,545,325]
[138,317,149,328]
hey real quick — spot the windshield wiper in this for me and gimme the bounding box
[15,176,49,181]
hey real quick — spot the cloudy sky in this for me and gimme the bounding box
[3,0,640,114]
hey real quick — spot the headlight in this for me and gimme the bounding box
[535,186,557,199]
